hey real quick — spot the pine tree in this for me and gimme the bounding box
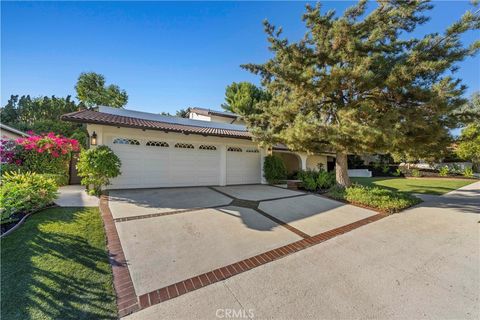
[241,0,480,186]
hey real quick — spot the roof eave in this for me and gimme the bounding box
[61,115,253,141]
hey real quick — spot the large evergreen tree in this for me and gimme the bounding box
[241,0,480,186]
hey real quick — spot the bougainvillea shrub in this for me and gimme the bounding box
[1,133,80,176]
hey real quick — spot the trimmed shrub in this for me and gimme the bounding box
[439,166,450,177]
[316,170,335,189]
[411,169,422,177]
[327,184,421,213]
[303,175,318,191]
[40,174,69,186]
[77,146,121,195]
[0,172,58,222]
[263,155,287,184]
[298,169,335,191]
[463,167,474,178]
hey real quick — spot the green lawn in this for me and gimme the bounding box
[1,207,116,320]
[352,177,476,195]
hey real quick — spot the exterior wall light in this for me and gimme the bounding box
[90,131,97,146]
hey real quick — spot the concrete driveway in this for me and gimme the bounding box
[117,181,479,320]
[107,185,376,302]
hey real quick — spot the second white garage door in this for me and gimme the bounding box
[226,146,261,185]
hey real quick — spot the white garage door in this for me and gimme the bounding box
[226,146,261,185]
[108,137,221,189]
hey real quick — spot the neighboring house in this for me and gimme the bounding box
[188,107,244,125]
[0,123,29,140]
[61,106,332,189]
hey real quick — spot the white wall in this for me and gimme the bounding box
[87,124,264,188]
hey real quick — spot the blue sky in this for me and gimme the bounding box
[2,1,479,115]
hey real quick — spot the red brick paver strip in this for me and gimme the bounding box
[100,194,140,318]
[136,213,385,311]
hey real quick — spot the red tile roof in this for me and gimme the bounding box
[61,109,252,139]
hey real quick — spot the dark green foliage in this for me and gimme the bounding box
[176,108,190,118]
[241,1,480,186]
[298,169,335,191]
[347,155,365,169]
[77,146,121,195]
[0,172,58,222]
[1,207,116,319]
[317,170,336,189]
[0,95,88,146]
[263,155,287,184]
[327,184,421,214]
[221,82,269,115]
[75,72,128,108]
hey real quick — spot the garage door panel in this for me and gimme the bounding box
[226,149,261,185]
[106,137,260,188]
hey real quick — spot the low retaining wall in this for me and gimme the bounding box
[348,169,372,177]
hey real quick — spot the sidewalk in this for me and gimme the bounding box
[54,185,99,207]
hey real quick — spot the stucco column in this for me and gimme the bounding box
[260,147,267,184]
[298,152,308,170]
[219,145,227,186]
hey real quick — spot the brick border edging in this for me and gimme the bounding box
[99,194,140,317]
[136,213,385,311]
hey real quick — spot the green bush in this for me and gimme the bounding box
[462,167,474,178]
[316,170,335,189]
[411,169,422,177]
[0,163,24,176]
[263,155,287,184]
[327,184,421,213]
[303,175,317,191]
[77,146,121,195]
[438,166,450,176]
[298,169,335,191]
[0,172,58,222]
[40,174,69,186]
[392,168,402,177]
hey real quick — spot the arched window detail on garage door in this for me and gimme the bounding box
[146,141,169,147]
[199,145,217,151]
[174,143,195,149]
[227,147,242,152]
[113,137,141,145]
[245,148,259,153]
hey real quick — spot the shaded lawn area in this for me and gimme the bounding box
[352,177,476,195]
[1,207,116,320]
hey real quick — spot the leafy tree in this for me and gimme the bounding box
[456,124,480,171]
[242,0,480,186]
[176,108,190,118]
[75,72,128,108]
[221,82,269,115]
[0,95,88,146]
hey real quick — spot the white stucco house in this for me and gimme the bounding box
[0,123,29,140]
[61,106,334,189]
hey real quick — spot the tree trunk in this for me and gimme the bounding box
[335,151,351,187]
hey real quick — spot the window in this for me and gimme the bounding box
[146,141,169,147]
[227,147,242,152]
[246,148,259,153]
[199,145,217,151]
[174,143,194,149]
[113,137,140,145]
